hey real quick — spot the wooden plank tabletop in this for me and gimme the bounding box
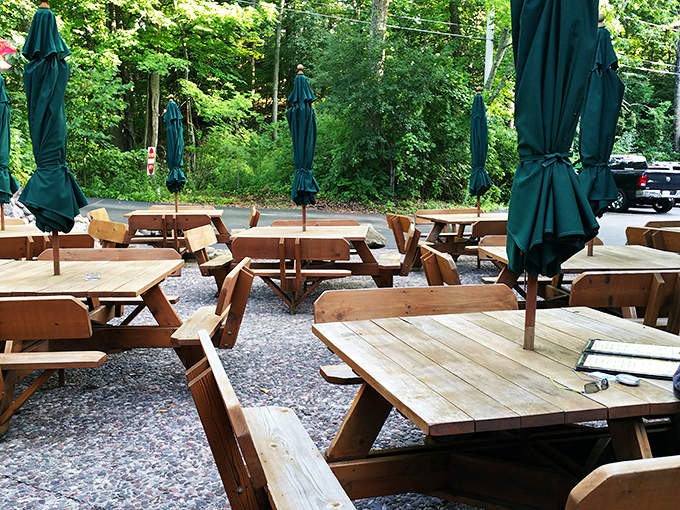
[124,209,223,218]
[230,225,370,241]
[0,225,88,238]
[478,244,680,272]
[313,307,680,437]
[415,212,508,225]
[0,259,184,298]
[0,224,43,237]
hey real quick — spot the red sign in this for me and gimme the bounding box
[147,147,155,176]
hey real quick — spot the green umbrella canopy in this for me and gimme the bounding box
[18,7,87,233]
[163,100,186,194]
[507,0,600,278]
[0,75,20,205]
[286,72,320,206]
[469,92,493,197]
[578,26,625,217]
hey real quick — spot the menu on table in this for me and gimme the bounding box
[576,339,680,380]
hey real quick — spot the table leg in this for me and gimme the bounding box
[212,218,231,244]
[141,285,183,327]
[353,241,393,287]
[326,383,393,462]
[425,222,445,244]
[496,266,519,288]
[608,417,653,460]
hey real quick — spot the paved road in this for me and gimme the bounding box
[81,197,680,250]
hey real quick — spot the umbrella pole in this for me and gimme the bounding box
[1,203,4,230]
[302,204,306,232]
[52,230,60,275]
[476,197,480,217]
[523,273,538,350]
[587,239,594,256]
[175,192,178,213]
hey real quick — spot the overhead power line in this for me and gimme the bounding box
[620,64,679,77]
[622,15,680,33]
[301,0,486,31]
[233,0,488,40]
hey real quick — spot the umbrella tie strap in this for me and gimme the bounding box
[519,152,572,167]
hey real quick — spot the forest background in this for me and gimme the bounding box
[0,0,678,212]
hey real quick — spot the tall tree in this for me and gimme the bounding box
[272,0,285,140]
[675,36,679,152]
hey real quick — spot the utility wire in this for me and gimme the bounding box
[233,0,488,40]
[300,0,486,31]
[622,14,680,33]
[620,64,678,76]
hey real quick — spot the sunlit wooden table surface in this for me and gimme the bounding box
[0,259,184,350]
[313,307,680,509]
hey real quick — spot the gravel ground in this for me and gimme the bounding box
[0,247,500,510]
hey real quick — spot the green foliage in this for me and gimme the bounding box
[0,0,675,210]
[615,72,676,160]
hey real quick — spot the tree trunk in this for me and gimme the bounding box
[370,0,390,42]
[674,36,679,153]
[449,1,462,58]
[121,61,137,151]
[370,0,390,72]
[145,73,160,151]
[272,0,285,141]
[484,26,512,91]
[181,30,196,171]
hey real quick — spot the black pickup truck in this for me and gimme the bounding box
[607,155,680,213]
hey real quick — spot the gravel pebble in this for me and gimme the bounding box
[0,248,499,510]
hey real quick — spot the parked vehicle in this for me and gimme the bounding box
[607,155,680,213]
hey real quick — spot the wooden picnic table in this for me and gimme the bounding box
[0,259,184,350]
[312,306,680,509]
[478,244,680,272]
[0,258,187,433]
[231,225,398,287]
[0,224,93,259]
[479,244,680,293]
[415,211,508,256]
[416,211,508,239]
[123,208,230,248]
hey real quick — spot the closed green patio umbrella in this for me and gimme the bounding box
[1,74,20,230]
[508,0,600,348]
[578,18,624,218]
[286,65,319,231]
[19,4,87,274]
[163,97,185,212]
[469,87,493,216]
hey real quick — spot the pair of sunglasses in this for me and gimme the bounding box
[550,369,609,394]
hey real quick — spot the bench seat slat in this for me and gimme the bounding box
[96,295,179,305]
[201,253,234,270]
[243,406,356,510]
[320,364,363,385]
[0,351,106,370]
[251,269,352,279]
[171,305,222,344]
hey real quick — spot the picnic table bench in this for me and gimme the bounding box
[0,296,107,434]
[185,329,356,510]
[184,225,234,291]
